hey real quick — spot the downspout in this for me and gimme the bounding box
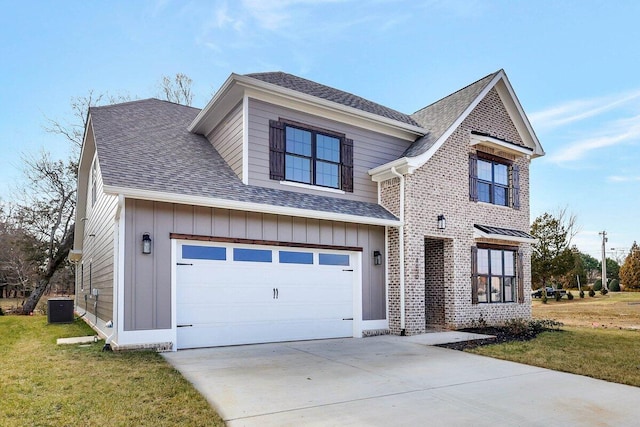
[104,194,125,351]
[389,167,406,335]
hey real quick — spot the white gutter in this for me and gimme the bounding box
[389,166,406,333]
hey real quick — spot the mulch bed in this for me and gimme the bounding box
[436,327,552,351]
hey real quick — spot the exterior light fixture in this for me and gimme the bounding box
[437,214,446,230]
[142,233,152,254]
[373,250,382,266]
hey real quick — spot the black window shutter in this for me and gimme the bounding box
[269,120,285,181]
[469,153,478,202]
[341,138,354,192]
[511,164,521,210]
[471,246,479,304]
[517,249,524,303]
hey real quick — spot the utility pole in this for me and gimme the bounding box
[599,230,608,291]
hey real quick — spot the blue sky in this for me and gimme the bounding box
[1,0,639,259]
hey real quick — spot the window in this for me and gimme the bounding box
[469,153,520,209]
[279,250,314,264]
[91,159,98,206]
[269,120,354,192]
[233,248,272,262]
[182,245,226,260]
[472,246,524,304]
[319,253,350,266]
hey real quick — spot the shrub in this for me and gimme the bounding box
[541,294,548,304]
[555,291,562,301]
[609,279,620,292]
[579,290,585,298]
[593,280,602,291]
[0,306,4,316]
[567,291,574,300]
[600,288,609,295]
[589,288,596,297]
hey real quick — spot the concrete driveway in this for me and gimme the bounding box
[164,334,640,426]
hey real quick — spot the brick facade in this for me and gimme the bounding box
[381,88,533,334]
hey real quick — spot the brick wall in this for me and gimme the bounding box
[381,87,534,333]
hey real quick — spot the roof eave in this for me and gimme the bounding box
[103,184,402,228]
[189,73,427,140]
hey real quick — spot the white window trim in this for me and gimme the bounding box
[279,180,346,194]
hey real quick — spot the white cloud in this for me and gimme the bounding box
[547,113,640,163]
[530,90,640,131]
[607,175,640,182]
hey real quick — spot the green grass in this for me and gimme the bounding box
[470,292,640,387]
[0,315,224,426]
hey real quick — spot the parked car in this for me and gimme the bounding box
[531,287,566,298]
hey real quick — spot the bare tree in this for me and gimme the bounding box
[15,153,76,314]
[159,73,194,106]
[43,91,132,151]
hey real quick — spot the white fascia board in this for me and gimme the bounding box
[103,185,402,228]
[473,228,538,244]
[470,134,533,157]
[495,74,545,158]
[190,73,426,141]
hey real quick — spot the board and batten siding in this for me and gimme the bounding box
[77,155,118,323]
[247,98,412,203]
[123,199,387,331]
[206,101,244,180]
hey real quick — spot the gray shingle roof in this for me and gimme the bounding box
[246,72,421,127]
[90,99,397,222]
[403,71,499,158]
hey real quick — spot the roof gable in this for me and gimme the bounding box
[406,71,499,157]
[246,72,420,127]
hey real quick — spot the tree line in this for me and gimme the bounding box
[0,74,194,314]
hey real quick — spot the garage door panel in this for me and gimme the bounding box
[176,241,357,349]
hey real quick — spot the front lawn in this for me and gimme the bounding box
[467,292,640,387]
[0,315,224,426]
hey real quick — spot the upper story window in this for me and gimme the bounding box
[269,119,354,192]
[91,159,98,207]
[469,152,520,209]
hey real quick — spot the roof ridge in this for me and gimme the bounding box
[245,71,420,127]
[90,98,201,112]
[412,70,501,115]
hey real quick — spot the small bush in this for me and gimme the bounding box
[0,306,4,316]
[589,288,596,297]
[609,279,620,292]
[567,291,574,300]
[555,291,562,301]
[593,280,602,291]
[541,294,548,304]
[600,288,609,296]
[579,290,585,298]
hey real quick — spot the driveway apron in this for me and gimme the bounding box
[163,335,640,426]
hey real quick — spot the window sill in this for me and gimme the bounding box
[279,180,346,195]
[477,201,513,210]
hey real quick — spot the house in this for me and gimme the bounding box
[70,69,544,351]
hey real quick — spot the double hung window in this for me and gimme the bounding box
[285,126,341,188]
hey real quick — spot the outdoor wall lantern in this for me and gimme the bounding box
[437,214,446,230]
[142,233,152,255]
[373,250,382,266]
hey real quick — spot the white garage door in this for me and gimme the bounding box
[175,241,356,349]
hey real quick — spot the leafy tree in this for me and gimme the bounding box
[620,242,640,290]
[563,247,587,289]
[605,258,620,281]
[580,252,600,283]
[531,210,577,288]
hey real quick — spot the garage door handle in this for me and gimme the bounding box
[177,262,193,266]
[273,288,279,299]
[177,324,193,328]
[342,269,353,272]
